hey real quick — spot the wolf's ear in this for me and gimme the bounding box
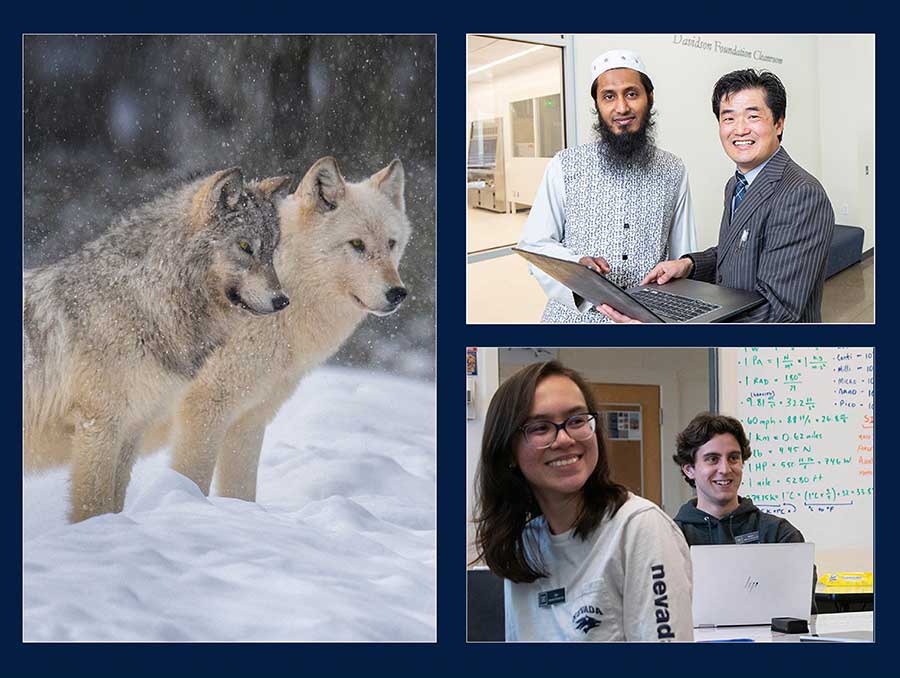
[256,175,293,199]
[296,157,346,213]
[192,167,244,227]
[369,158,405,212]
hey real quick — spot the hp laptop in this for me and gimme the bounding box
[513,248,763,323]
[691,543,815,627]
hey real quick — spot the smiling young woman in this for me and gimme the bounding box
[473,360,694,641]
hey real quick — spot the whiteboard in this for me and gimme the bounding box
[717,348,873,573]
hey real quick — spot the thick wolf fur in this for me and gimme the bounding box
[23,169,292,522]
[148,157,410,500]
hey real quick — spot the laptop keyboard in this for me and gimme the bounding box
[630,288,721,322]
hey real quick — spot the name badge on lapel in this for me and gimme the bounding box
[735,531,760,544]
[538,587,566,608]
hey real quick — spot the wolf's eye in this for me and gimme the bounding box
[388,238,397,250]
[238,240,253,255]
[350,239,366,253]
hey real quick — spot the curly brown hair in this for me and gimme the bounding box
[673,413,752,487]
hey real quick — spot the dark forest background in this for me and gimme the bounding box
[23,34,435,378]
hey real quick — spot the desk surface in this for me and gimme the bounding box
[694,611,873,643]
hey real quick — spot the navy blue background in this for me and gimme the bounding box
[9,3,892,675]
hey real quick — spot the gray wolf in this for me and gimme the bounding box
[23,168,292,522]
[147,156,410,500]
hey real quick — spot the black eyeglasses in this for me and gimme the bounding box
[519,412,598,449]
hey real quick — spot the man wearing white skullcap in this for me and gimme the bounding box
[518,48,698,324]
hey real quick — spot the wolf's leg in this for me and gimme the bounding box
[112,436,140,514]
[69,411,121,523]
[170,388,231,495]
[214,416,267,501]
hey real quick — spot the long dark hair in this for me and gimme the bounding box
[472,361,629,583]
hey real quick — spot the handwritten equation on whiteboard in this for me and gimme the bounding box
[735,348,874,516]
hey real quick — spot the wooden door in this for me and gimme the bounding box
[589,383,662,507]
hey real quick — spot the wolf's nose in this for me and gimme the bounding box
[386,287,408,307]
[272,294,290,311]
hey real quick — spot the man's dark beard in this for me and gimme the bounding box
[593,109,656,168]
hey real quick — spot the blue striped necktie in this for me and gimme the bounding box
[733,171,748,214]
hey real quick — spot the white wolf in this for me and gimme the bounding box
[151,157,411,499]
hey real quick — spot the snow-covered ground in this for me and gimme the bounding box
[23,366,436,642]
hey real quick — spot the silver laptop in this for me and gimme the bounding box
[691,543,815,627]
[513,248,763,323]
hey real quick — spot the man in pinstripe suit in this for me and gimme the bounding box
[600,70,834,323]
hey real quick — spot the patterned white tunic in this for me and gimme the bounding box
[518,141,696,324]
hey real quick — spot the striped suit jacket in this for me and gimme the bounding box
[688,146,835,322]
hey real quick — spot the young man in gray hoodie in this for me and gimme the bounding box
[672,412,817,613]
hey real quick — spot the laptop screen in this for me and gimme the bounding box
[691,543,815,626]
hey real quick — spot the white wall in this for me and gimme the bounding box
[468,55,562,208]
[816,35,875,250]
[566,34,874,252]
[465,347,711,566]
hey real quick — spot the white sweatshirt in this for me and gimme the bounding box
[505,494,694,641]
